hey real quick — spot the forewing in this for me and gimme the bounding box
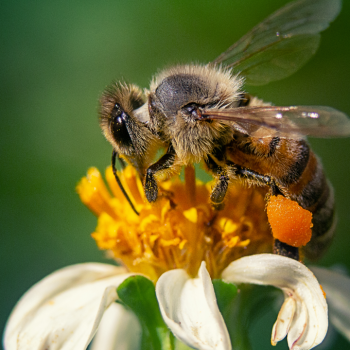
[201,106,350,138]
[213,0,342,85]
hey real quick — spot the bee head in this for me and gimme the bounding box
[99,83,153,168]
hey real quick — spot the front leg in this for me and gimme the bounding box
[205,154,230,210]
[144,145,176,203]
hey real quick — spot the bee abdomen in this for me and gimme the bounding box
[287,152,336,260]
[303,181,336,260]
[279,140,310,186]
[229,137,336,260]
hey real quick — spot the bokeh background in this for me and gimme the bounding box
[1,0,349,349]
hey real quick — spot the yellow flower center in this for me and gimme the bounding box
[77,165,272,281]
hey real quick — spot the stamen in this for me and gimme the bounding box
[184,165,196,206]
[77,168,117,219]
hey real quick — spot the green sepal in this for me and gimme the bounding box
[213,279,249,349]
[213,279,238,313]
[214,280,281,350]
[117,275,174,350]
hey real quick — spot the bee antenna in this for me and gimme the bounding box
[111,150,140,216]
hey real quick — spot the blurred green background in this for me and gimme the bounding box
[1,0,349,349]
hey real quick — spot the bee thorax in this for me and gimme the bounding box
[171,120,232,163]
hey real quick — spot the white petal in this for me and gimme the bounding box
[222,254,328,350]
[287,299,308,349]
[311,266,350,342]
[4,263,132,350]
[156,262,231,350]
[89,302,141,350]
[271,296,296,344]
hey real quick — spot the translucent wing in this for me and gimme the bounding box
[200,106,350,138]
[212,0,342,86]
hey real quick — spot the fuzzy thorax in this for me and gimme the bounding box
[148,64,244,162]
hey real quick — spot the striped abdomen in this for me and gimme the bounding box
[227,135,335,260]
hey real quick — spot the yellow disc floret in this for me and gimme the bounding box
[77,165,272,281]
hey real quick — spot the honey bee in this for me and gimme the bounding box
[100,0,350,259]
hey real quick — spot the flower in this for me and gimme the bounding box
[3,166,350,350]
[222,255,328,350]
[77,165,272,281]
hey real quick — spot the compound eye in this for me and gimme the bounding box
[111,103,121,118]
[110,104,133,148]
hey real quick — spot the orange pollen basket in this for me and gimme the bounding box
[267,195,313,248]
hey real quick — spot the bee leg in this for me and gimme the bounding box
[112,150,139,216]
[233,164,273,186]
[273,239,300,260]
[144,145,176,203]
[211,172,229,210]
[230,164,282,194]
[230,164,300,260]
[270,181,284,196]
[205,155,229,210]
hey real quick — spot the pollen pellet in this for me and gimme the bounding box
[267,195,313,247]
